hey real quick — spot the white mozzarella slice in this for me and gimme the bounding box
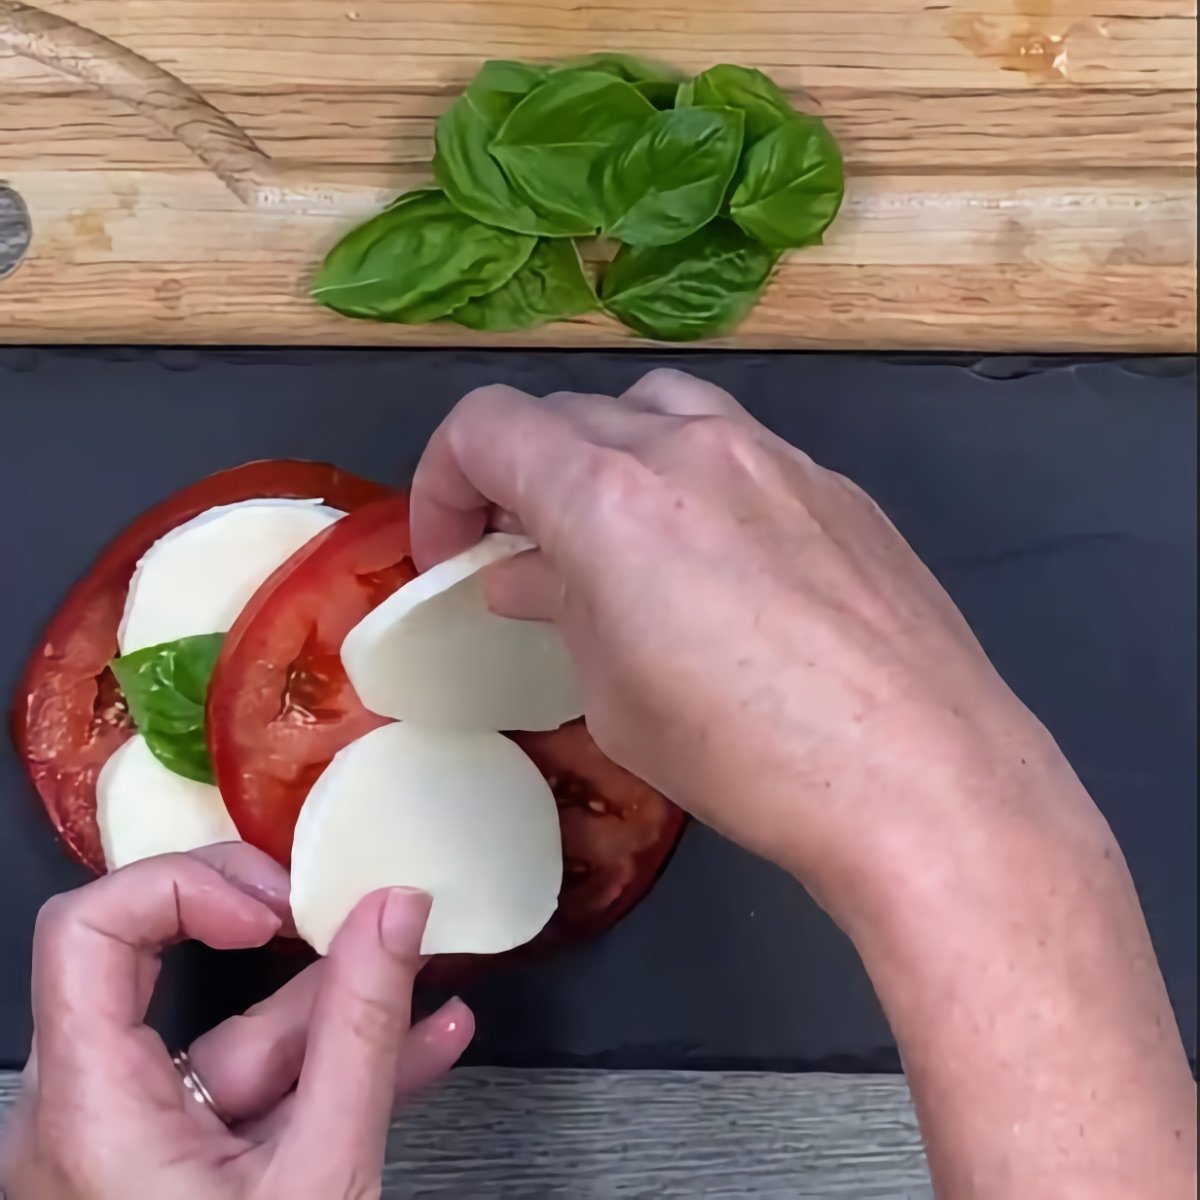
[119,498,342,653]
[290,722,563,956]
[97,735,241,870]
[341,533,583,732]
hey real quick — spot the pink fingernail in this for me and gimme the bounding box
[380,887,432,956]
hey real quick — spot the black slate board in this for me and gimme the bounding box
[1,349,1195,1072]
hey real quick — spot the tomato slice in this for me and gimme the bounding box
[208,494,417,865]
[424,722,686,987]
[208,493,686,973]
[10,462,391,873]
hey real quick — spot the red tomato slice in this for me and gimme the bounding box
[424,723,686,987]
[208,493,686,973]
[10,462,390,874]
[208,494,417,865]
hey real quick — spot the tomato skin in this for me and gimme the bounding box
[208,494,418,866]
[10,462,390,873]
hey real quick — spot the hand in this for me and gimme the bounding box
[412,368,1195,1198]
[0,844,474,1199]
[412,368,1076,911]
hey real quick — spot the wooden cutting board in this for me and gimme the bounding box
[0,0,1195,350]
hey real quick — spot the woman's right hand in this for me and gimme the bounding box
[413,369,1195,1199]
[412,368,1085,916]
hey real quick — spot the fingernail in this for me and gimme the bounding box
[380,887,432,956]
[441,996,468,1037]
[420,997,470,1043]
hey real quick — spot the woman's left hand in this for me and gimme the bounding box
[0,843,474,1199]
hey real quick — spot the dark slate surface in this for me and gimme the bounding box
[0,348,1194,1071]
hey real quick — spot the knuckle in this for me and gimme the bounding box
[33,893,75,947]
[457,383,532,418]
[634,366,690,393]
[347,990,404,1054]
[573,447,653,529]
[673,414,749,461]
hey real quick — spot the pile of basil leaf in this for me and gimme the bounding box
[312,56,844,342]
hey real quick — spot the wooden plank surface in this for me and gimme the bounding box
[0,0,1195,350]
[1,1067,932,1195]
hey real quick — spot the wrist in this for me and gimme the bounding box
[796,710,1110,942]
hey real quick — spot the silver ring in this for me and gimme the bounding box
[171,1048,230,1125]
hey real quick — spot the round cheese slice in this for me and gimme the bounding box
[290,722,563,957]
[341,533,583,732]
[119,498,343,653]
[97,735,241,870]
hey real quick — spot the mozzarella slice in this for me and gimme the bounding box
[341,533,583,732]
[119,498,342,653]
[290,722,563,956]
[97,735,241,870]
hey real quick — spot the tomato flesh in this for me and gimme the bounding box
[10,462,390,873]
[208,494,417,866]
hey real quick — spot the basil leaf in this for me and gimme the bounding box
[433,60,582,237]
[634,79,681,110]
[677,64,792,143]
[449,239,597,331]
[312,188,536,323]
[562,52,681,86]
[601,106,744,247]
[729,115,844,248]
[491,70,657,236]
[110,634,224,784]
[601,220,778,342]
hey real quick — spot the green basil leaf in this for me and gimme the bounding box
[634,79,681,110]
[110,634,224,784]
[433,60,582,237]
[601,220,778,342]
[561,52,681,85]
[729,115,844,248]
[449,239,597,331]
[677,64,792,143]
[601,106,744,247]
[491,70,657,236]
[312,188,536,323]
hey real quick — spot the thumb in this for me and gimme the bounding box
[484,549,566,622]
[277,888,430,1189]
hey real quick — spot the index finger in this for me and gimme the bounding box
[32,845,284,1067]
[410,385,603,570]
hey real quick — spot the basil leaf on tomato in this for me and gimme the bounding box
[433,60,581,237]
[449,239,597,331]
[677,64,793,143]
[311,188,535,323]
[601,220,778,342]
[729,115,844,248]
[490,70,657,236]
[601,106,744,247]
[110,634,224,784]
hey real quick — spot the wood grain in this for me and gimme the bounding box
[0,0,1195,349]
[1,1067,932,1195]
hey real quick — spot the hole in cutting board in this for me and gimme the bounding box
[0,184,32,280]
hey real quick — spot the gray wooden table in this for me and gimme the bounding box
[3,1067,931,1195]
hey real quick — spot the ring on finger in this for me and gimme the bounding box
[171,1047,232,1126]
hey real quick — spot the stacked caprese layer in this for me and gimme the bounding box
[12,462,683,967]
